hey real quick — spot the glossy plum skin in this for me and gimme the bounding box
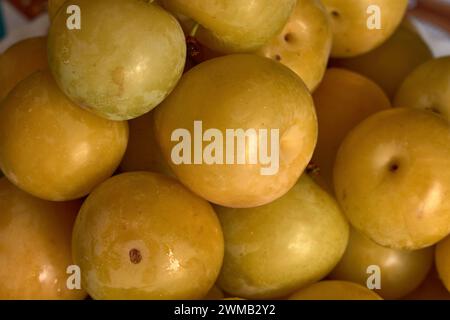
[322,0,408,57]
[0,71,128,201]
[394,57,450,123]
[216,175,349,299]
[332,21,433,98]
[48,0,186,120]
[0,36,47,101]
[72,172,224,300]
[0,178,86,300]
[311,68,391,192]
[161,0,296,53]
[257,0,332,91]
[154,54,317,208]
[334,108,450,250]
[330,228,434,299]
[289,281,383,300]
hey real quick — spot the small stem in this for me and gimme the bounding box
[190,23,200,37]
[306,162,320,175]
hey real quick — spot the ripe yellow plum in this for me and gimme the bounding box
[72,172,224,300]
[0,36,47,101]
[311,68,390,192]
[257,0,332,91]
[330,228,433,299]
[216,175,349,299]
[332,21,433,98]
[322,0,408,57]
[48,0,186,120]
[0,178,86,300]
[0,71,128,201]
[161,0,296,53]
[289,281,383,300]
[154,54,317,208]
[394,57,450,123]
[119,111,172,176]
[334,108,450,249]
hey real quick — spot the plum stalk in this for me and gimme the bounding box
[185,23,203,72]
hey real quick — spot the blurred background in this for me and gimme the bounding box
[0,0,449,55]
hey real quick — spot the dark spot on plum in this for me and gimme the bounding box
[284,33,294,43]
[331,10,340,18]
[129,248,142,264]
[274,54,282,61]
[428,106,441,115]
[389,162,399,173]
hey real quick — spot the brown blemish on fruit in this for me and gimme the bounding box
[428,106,441,115]
[331,10,340,18]
[284,33,294,43]
[389,162,399,173]
[274,54,282,61]
[129,248,142,264]
[112,66,125,95]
